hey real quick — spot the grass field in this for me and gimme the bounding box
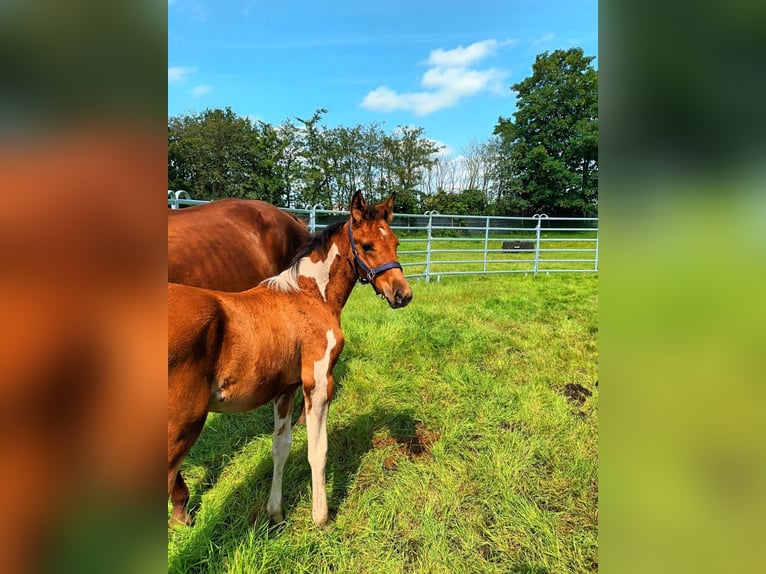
[168,273,598,573]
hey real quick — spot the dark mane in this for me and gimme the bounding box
[288,220,346,267]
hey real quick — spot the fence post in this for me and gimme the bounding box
[424,211,436,283]
[532,214,548,275]
[309,204,322,234]
[594,230,599,271]
[169,190,191,209]
[482,216,490,273]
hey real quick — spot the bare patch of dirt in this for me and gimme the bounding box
[562,383,592,406]
[500,421,522,432]
[372,422,440,469]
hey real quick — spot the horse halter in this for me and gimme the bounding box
[347,222,402,285]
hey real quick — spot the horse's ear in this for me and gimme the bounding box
[350,190,367,224]
[376,192,396,223]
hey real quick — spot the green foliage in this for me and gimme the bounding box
[494,48,598,217]
[423,188,488,215]
[168,107,286,203]
[169,108,439,210]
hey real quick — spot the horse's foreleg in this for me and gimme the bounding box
[266,389,297,523]
[305,385,330,527]
[303,330,339,527]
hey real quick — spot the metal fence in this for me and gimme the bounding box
[168,191,598,281]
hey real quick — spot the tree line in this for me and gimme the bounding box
[168,48,597,217]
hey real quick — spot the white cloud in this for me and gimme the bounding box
[191,84,212,97]
[362,87,456,116]
[361,39,513,116]
[168,66,196,84]
[421,66,506,95]
[426,39,514,68]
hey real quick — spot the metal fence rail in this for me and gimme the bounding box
[168,191,598,281]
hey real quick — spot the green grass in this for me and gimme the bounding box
[168,273,598,573]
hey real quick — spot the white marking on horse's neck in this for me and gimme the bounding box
[298,242,339,301]
[261,242,340,300]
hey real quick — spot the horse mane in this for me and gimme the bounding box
[261,220,346,293]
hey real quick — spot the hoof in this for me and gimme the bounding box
[268,511,285,524]
[169,513,193,529]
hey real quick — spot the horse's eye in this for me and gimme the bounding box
[361,243,374,252]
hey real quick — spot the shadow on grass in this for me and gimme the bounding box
[169,371,419,573]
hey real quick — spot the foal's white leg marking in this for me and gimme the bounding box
[267,396,294,522]
[306,329,336,526]
[298,243,339,301]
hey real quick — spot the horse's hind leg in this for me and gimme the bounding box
[170,472,192,526]
[266,387,298,523]
[168,408,208,527]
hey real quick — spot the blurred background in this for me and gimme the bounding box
[599,0,766,572]
[0,1,166,573]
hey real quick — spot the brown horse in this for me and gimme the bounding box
[168,198,311,292]
[168,191,412,527]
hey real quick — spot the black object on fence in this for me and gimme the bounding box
[502,240,534,251]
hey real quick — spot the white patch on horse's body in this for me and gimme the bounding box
[305,328,336,526]
[262,243,339,301]
[298,243,339,301]
[313,329,336,395]
[379,226,387,237]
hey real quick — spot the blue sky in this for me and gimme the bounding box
[168,0,597,158]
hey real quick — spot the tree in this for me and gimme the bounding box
[168,107,286,202]
[380,126,439,213]
[169,107,444,212]
[494,48,598,216]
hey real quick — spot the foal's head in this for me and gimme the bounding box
[347,191,412,309]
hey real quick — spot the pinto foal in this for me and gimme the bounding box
[168,192,412,527]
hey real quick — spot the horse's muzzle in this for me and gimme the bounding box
[387,285,412,309]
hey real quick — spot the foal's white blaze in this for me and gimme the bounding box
[379,226,387,237]
[298,242,339,301]
[306,329,336,526]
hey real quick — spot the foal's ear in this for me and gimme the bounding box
[350,190,367,224]
[375,193,396,223]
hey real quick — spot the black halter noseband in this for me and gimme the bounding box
[347,222,402,285]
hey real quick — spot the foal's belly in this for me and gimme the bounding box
[208,365,300,414]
